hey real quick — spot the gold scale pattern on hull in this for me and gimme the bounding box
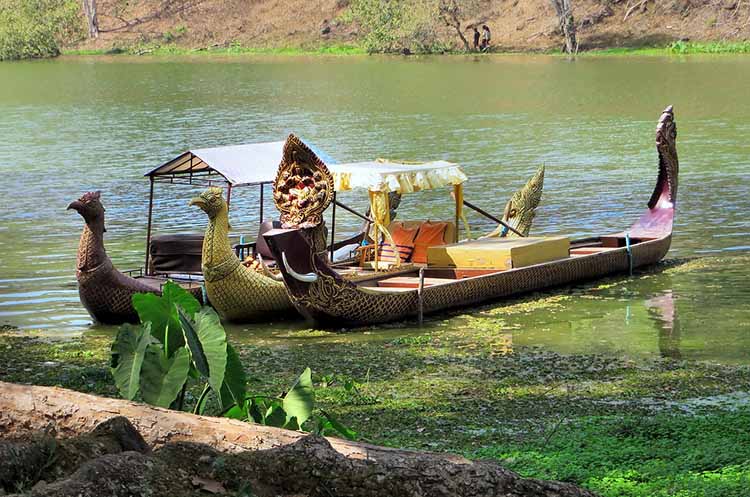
[191,188,291,322]
[286,230,671,326]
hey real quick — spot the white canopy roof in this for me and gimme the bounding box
[146,141,286,186]
[146,142,465,193]
[328,160,467,193]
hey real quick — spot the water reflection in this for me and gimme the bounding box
[645,289,681,360]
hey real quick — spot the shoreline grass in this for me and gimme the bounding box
[63,43,367,57]
[58,40,750,59]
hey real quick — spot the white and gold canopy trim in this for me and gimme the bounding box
[328,160,467,193]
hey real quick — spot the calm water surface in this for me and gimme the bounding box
[0,55,748,363]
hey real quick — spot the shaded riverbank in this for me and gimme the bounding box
[3,256,750,496]
[3,303,750,497]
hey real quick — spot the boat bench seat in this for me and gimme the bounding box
[569,247,620,256]
[377,276,455,289]
[136,276,203,292]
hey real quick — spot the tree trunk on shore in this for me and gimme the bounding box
[550,0,577,54]
[81,0,99,39]
[0,382,599,497]
[439,0,475,51]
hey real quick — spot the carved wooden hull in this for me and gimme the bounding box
[263,229,671,327]
[264,106,679,328]
[202,261,292,322]
[77,261,203,325]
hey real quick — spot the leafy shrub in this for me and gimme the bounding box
[668,40,750,54]
[350,0,447,53]
[0,0,81,60]
[110,281,355,439]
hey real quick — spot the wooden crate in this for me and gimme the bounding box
[426,236,570,270]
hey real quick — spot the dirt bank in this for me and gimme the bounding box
[74,0,750,53]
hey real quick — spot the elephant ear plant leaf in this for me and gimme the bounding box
[110,323,154,400]
[132,281,200,357]
[282,367,314,429]
[140,345,191,408]
[110,285,355,441]
[177,306,227,397]
[219,343,247,410]
[224,368,324,433]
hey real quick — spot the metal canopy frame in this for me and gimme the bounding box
[142,147,372,273]
[143,149,278,274]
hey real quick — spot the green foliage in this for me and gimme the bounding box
[219,343,247,409]
[140,345,191,408]
[472,412,750,497]
[111,282,239,410]
[668,40,750,54]
[162,25,187,43]
[223,367,354,438]
[110,323,153,400]
[0,0,81,60]
[319,372,378,405]
[313,410,359,439]
[350,0,446,53]
[65,43,366,57]
[133,280,199,355]
[110,282,354,439]
[177,307,227,395]
[282,367,315,427]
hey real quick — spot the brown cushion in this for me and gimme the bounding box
[149,233,203,274]
[377,222,418,263]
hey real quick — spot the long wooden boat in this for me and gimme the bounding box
[263,106,678,327]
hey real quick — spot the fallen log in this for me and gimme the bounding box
[0,382,598,497]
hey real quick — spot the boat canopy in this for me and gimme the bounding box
[325,160,469,252]
[329,160,467,193]
[145,141,286,187]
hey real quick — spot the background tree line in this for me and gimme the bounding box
[350,0,576,54]
[0,0,578,61]
[0,0,82,60]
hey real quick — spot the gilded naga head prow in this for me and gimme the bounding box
[272,134,334,229]
[502,165,545,237]
[649,105,678,209]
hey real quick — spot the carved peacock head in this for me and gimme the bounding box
[67,191,106,232]
[189,187,228,220]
